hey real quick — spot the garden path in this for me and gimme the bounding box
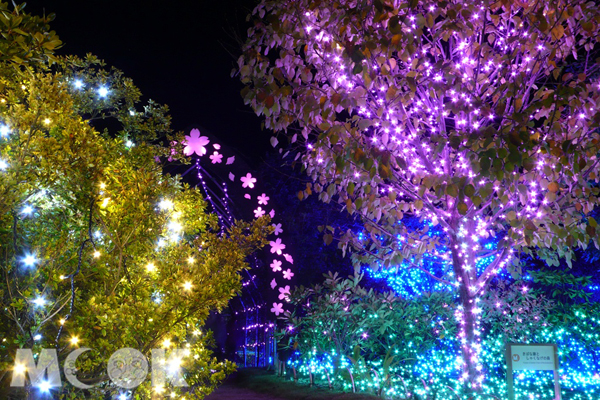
[205,385,288,400]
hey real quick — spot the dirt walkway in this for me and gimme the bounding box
[205,384,289,400]
[204,369,377,400]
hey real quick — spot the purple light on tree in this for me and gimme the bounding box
[238,0,600,391]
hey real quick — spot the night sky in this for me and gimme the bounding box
[23,0,268,165]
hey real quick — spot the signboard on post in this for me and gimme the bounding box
[505,343,561,400]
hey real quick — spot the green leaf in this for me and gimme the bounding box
[464,184,475,197]
[480,157,491,172]
[415,199,423,210]
[446,184,458,198]
[347,182,355,196]
[586,225,596,238]
[537,13,548,32]
[319,122,331,131]
[352,63,363,74]
[388,16,402,34]
[589,217,597,228]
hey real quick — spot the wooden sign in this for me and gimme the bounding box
[505,343,561,400]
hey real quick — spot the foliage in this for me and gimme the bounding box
[0,3,270,399]
[278,272,600,399]
[0,2,62,67]
[530,268,594,304]
[238,0,600,387]
[278,272,455,395]
[480,279,555,342]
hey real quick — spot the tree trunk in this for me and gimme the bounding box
[450,233,483,393]
[458,286,481,389]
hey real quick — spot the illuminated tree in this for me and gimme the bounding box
[238,0,600,390]
[0,3,270,399]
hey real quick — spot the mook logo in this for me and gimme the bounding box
[11,347,188,393]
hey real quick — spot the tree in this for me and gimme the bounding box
[238,0,600,390]
[0,3,270,399]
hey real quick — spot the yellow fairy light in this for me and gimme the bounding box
[93,251,101,258]
[148,318,153,322]
[192,329,201,336]
[70,336,79,346]
[154,385,165,394]
[99,182,106,189]
[162,338,171,348]
[183,281,193,291]
[159,199,173,210]
[168,221,182,232]
[14,363,27,375]
[168,357,182,373]
[146,263,156,273]
[187,257,194,264]
[43,118,51,125]
[59,318,66,325]
[101,198,110,208]
[59,275,66,280]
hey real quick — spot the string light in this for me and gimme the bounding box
[32,296,46,307]
[14,363,27,375]
[97,86,109,98]
[22,253,38,267]
[21,205,34,215]
[0,123,10,137]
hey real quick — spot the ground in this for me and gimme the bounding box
[205,369,378,400]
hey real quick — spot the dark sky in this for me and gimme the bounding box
[22,0,268,165]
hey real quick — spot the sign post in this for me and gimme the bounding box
[505,343,561,400]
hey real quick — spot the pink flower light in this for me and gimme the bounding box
[272,223,283,235]
[278,285,291,300]
[257,193,270,205]
[183,129,210,156]
[283,269,294,280]
[254,206,266,218]
[241,173,257,189]
[271,302,284,316]
[270,260,282,272]
[209,151,223,164]
[269,238,286,254]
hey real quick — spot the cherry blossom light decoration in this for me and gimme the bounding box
[181,128,297,318]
